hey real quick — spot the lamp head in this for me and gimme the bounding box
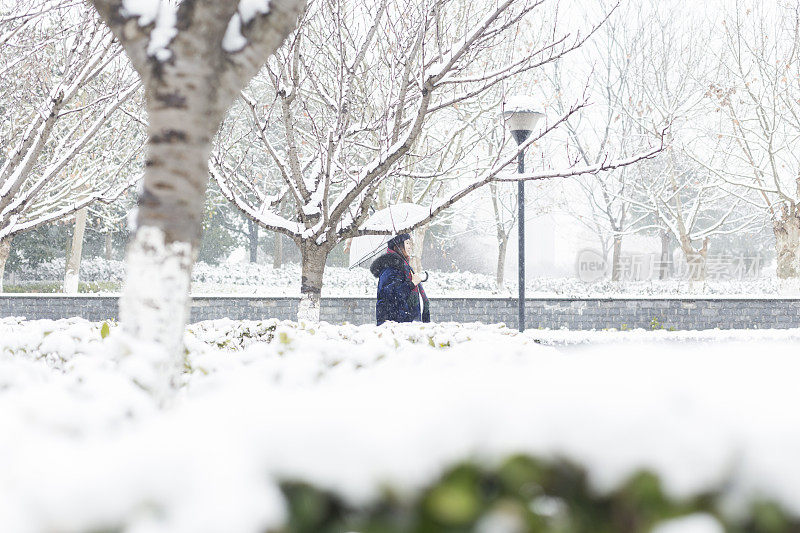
[503,96,544,144]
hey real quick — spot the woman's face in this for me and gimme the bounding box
[403,239,413,258]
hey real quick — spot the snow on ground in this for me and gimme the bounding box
[8,257,790,296]
[2,317,800,532]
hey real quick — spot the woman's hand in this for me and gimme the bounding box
[411,272,422,286]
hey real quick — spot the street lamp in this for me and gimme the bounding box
[503,96,544,332]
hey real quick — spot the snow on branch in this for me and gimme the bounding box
[0,4,142,242]
[208,160,301,238]
[222,0,272,53]
[119,0,178,60]
[425,0,518,82]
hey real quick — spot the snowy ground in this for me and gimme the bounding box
[7,257,790,296]
[3,317,800,532]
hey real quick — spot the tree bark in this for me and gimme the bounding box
[273,232,284,268]
[0,236,12,293]
[119,121,214,351]
[680,235,708,281]
[611,236,623,281]
[659,230,671,280]
[490,182,508,291]
[496,234,508,290]
[64,207,88,293]
[88,0,306,399]
[298,242,330,322]
[248,219,259,263]
[774,204,800,278]
[119,226,194,392]
[105,229,114,261]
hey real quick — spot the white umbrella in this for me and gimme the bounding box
[348,203,431,269]
[348,233,391,270]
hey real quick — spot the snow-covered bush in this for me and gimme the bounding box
[11,257,126,283]
[2,317,800,532]
[7,256,786,296]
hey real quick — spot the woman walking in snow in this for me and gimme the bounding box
[370,233,430,325]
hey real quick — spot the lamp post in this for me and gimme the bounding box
[503,97,544,332]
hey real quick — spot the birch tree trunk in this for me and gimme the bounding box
[774,205,800,279]
[298,242,330,322]
[496,235,508,290]
[659,230,671,280]
[611,236,623,281]
[0,236,11,293]
[680,236,709,282]
[248,219,259,263]
[89,0,305,395]
[64,207,88,293]
[273,233,283,269]
[119,127,213,360]
[105,230,114,261]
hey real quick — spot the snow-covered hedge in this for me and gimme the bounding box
[2,317,800,532]
[191,261,501,296]
[7,256,788,296]
[11,258,496,295]
[11,257,126,283]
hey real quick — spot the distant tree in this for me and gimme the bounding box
[465,123,554,290]
[64,206,87,293]
[694,0,800,280]
[0,0,143,291]
[86,195,134,261]
[212,0,659,320]
[617,4,757,281]
[198,186,249,265]
[538,0,649,281]
[5,223,69,273]
[627,150,755,281]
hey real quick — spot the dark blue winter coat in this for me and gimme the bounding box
[370,249,430,325]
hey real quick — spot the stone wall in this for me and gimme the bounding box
[0,295,796,330]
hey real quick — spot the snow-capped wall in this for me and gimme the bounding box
[2,295,800,330]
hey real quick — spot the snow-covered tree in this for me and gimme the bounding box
[488,182,517,290]
[627,149,755,281]
[463,122,555,291]
[0,0,143,291]
[212,0,659,320]
[483,178,558,290]
[64,207,87,293]
[87,194,135,261]
[694,0,800,279]
[536,0,656,281]
[600,2,756,281]
[87,0,305,384]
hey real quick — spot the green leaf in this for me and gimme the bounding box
[751,501,790,533]
[423,465,482,526]
[425,482,480,525]
[100,322,111,339]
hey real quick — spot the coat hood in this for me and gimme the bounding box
[370,251,406,278]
